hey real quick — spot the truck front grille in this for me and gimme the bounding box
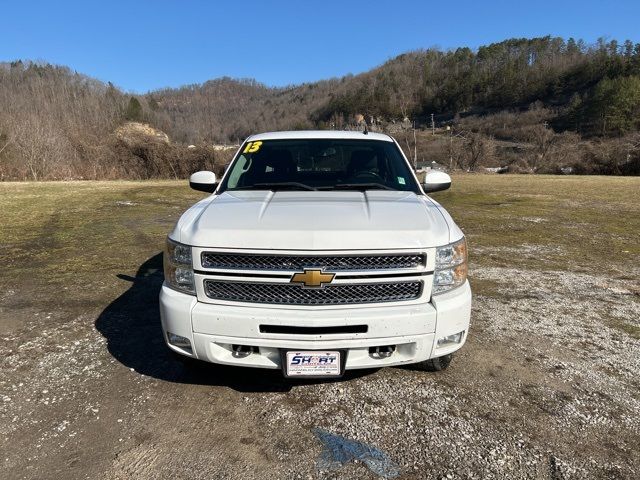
[200,253,424,271]
[203,280,423,305]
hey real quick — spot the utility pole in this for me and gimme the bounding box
[431,113,435,135]
[448,126,453,170]
[413,121,417,168]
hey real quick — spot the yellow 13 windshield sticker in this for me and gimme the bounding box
[242,141,263,154]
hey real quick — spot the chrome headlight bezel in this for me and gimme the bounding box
[433,237,468,295]
[164,238,195,295]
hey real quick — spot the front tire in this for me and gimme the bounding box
[169,349,203,369]
[416,353,453,372]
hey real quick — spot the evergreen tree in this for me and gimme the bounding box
[583,76,640,135]
[125,96,143,122]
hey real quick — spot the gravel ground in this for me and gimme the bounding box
[1,178,639,479]
[2,257,638,480]
[237,265,640,479]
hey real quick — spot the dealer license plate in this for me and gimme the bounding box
[284,351,341,377]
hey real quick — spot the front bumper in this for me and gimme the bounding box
[159,281,471,371]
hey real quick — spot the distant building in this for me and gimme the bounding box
[212,144,239,151]
[416,161,446,173]
[485,166,509,174]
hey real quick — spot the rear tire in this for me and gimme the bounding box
[416,353,453,372]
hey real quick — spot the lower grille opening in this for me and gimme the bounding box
[259,325,368,335]
[204,280,423,305]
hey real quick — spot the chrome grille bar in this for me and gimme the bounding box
[201,253,425,271]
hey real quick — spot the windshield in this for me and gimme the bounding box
[218,139,420,193]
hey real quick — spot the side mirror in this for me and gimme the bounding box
[189,171,217,193]
[422,170,451,193]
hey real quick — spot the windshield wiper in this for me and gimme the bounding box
[332,183,394,191]
[234,182,317,191]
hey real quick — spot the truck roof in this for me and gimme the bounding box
[246,130,394,142]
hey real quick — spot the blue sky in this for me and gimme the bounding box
[1,0,639,93]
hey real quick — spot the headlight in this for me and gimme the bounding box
[164,238,195,295]
[433,237,467,294]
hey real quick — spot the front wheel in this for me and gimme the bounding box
[169,349,204,369]
[416,353,453,372]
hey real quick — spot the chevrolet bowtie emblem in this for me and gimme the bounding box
[290,269,335,288]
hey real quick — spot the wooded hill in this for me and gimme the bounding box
[1,36,639,180]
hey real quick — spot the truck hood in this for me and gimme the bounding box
[173,190,451,250]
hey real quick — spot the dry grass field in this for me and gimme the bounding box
[0,175,638,479]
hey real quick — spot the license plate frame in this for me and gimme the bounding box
[281,350,347,378]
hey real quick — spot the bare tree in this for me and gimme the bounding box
[464,133,496,171]
[526,124,555,171]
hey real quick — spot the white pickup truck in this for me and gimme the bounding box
[161,130,471,378]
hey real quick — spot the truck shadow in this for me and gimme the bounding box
[95,253,375,393]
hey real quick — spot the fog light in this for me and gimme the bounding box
[369,345,396,359]
[437,331,464,348]
[231,344,254,358]
[167,332,192,350]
